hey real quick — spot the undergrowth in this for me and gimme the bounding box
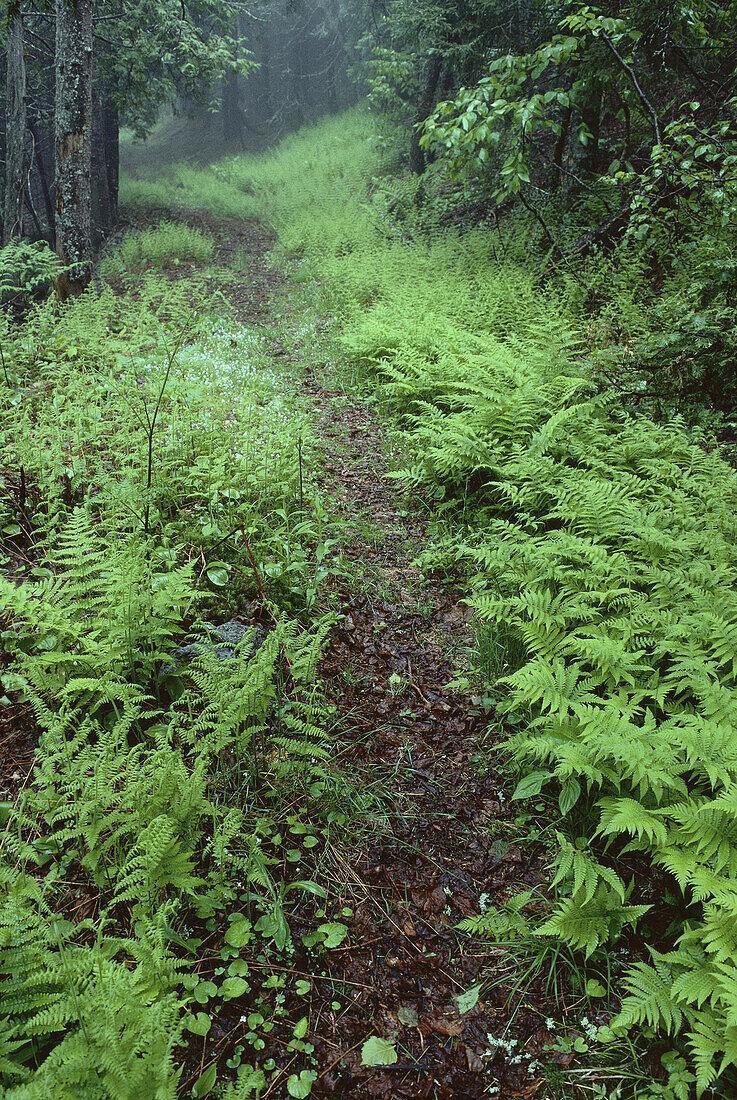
[121,109,737,1095]
[0,197,354,1097]
[100,220,214,280]
[3,104,735,1096]
[0,509,343,1097]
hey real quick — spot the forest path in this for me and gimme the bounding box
[176,211,556,1099]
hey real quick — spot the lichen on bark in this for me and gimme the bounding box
[55,0,94,298]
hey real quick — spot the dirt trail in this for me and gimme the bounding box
[305,390,555,1100]
[190,213,556,1099]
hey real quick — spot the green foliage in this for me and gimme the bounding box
[395,355,737,1082]
[0,241,59,305]
[0,509,341,1091]
[0,873,185,1097]
[100,220,214,280]
[421,1,737,237]
[96,0,255,138]
[223,108,737,1091]
[0,129,357,1096]
[0,507,194,699]
[0,263,327,608]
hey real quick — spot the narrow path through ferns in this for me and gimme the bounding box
[2,109,737,1100]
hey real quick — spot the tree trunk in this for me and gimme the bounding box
[554,105,571,190]
[576,81,602,179]
[90,74,118,244]
[28,116,55,243]
[409,56,442,175]
[4,12,28,244]
[222,69,242,144]
[55,0,93,298]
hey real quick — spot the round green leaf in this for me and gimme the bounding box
[206,562,230,587]
[184,1011,211,1036]
[286,1070,317,1097]
[221,976,248,999]
[194,980,218,1004]
[224,919,253,949]
[319,922,348,948]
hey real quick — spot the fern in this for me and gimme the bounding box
[0,508,194,703]
[550,834,626,903]
[457,890,535,940]
[367,237,737,1083]
[615,952,687,1035]
[534,883,650,958]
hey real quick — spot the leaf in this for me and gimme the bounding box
[286,1070,317,1097]
[184,1012,211,1036]
[194,980,218,1004]
[293,1016,309,1039]
[283,879,327,898]
[361,1036,399,1066]
[586,979,607,998]
[224,918,253,949]
[221,976,248,999]
[191,1063,218,1097]
[512,770,552,800]
[1,672,27,694]
[318,921,348,948]
[455,983,482,1015]
[206,561,230,587]
[559,778,581,815]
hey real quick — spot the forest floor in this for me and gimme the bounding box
[162,210,576,1099]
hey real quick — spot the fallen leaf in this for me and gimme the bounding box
[455,983,482,1015]
[361,1036,398,1067]
[422,1013,462,1038]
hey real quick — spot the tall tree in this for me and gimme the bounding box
[3,7,28,243]
[54,0,93,297]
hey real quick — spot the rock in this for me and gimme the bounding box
[159,620,267,678]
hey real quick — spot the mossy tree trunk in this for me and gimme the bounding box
[3,11,28,244]
[55,0,93,298]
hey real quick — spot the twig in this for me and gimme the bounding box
[601,30,661,146]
